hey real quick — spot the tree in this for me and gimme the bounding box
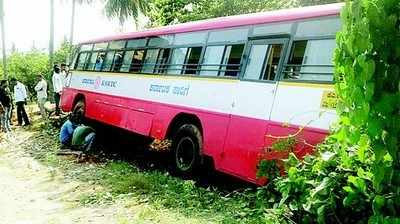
[54,38,73,65]
[0,0,7,79]
[148,0,342,26]
[49,0,55,70]
[103,0,149,26]
[68,0,93,64]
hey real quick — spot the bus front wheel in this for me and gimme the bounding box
[72,99,86,122]
[171,124,202,176]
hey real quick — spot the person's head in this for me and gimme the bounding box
[70,108,84,125]
[61,63,66,71]
[36,74,44,81]
[10,77,17,86]
[54,66,60,74]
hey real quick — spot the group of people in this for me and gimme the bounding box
[0,62,97,155]
[0,63,69,132]
[0,78,31,131]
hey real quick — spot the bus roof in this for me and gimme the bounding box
[81,3,343,44]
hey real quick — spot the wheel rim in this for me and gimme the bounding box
[175,137,196,171]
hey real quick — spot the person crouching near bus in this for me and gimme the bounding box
[34,74,48,120]
[58,111,96,155]
[59,112,80,151]
[0,80,12,132]
[71,124,96,154]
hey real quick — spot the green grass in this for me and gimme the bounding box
[22,122,271,224]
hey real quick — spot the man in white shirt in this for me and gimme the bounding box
[61,63,70,87]
[10,78,30,126]
[52,65,63,116]
[34,74,47,119]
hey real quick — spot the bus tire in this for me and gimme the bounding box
[171,124,202,177]
[72,99,86,120]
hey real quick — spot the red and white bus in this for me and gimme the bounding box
[61,3,342,184]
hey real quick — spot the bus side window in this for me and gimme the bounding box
[220,44,244,77]
[184,47,202,75]
[142,49,159,73]
[131,50,145,72]
[76,52,89,70]
[120,50,134,72]
[112,51,124,72]
[283,39,335,82]
[168,48,188,75]
[154,48,171,74]
[243,44,283,81]
[102,51,116,72]
[86,52,99,71]
[120,50,145,73]
[200,46,225,76]
[94,52,106,71]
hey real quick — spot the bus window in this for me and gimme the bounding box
[168,48,188,74]
[154,48,171,74]
[93,42,108,51]
[109,41,125,50]
[243,43,283,81]
[120,50,134,72]
[126,39,147,48]
[81,44,93,51]
[94,52,106,71]
[283,39,335,82]
[86,52,99,70]
[220,44,244,77]
[142,49,159,73]
[102,51,116,71]
[184,47,202,75]
[131,50,145,72]
[112,51,124,71]
[262,44,282,80]
[76,52,89,70]
[200,46,225,76]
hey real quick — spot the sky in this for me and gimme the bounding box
[3,0,139,52]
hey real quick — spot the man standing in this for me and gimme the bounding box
[0,80,11,132]
[52,65,63,116]
[34,74,47,119]
[61,63,70,87]
[11,78,30,126]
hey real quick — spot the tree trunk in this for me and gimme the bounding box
[0,0,7,79]
[67,0,76,65]
[49,0,55,70]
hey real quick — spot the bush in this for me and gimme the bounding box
[258,0,400,223]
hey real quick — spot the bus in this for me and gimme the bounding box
[61,3,342,184]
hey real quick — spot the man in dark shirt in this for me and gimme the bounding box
[0,80,11,132]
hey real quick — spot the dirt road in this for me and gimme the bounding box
[0,130,130,224]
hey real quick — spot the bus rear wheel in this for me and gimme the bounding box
[171,124,202,177]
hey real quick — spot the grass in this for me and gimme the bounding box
[22,119,272,224]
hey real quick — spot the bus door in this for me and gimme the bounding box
[268,38,337,157]
[219,38,288,182]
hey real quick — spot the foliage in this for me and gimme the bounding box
[148,0,342,26]
[334,0,400,221]
[0,42,72,99]
[104,0,149,25]
[2,50,50,98]
[255,0,400,223]
[54,39,72,66]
